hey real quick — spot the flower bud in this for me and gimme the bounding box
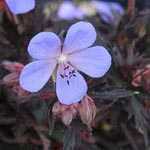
[132,65,150,92]
[61,110,73,126]
[2,61,24,73]
[2,61,28,97]
[78,96,96,128]
[52,102,78,126]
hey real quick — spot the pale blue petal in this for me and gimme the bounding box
[110,3,125,16]
[69,46,111,77]
[63,21,96,54]
[19,60,56,92]
[92,1,114,23]
[92,1,124,24]
[56,64,87,105]
[57,1,84,20]
[5,0,35,15]
[75,8,85,19]
[57,1,77,20]
[28,32,61,59]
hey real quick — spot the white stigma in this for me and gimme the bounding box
[58,54,67,63]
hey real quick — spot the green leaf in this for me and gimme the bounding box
[130,96,149,147]
[31,100,48,124]
[63,128,76,150]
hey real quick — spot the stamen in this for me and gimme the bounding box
[59,64,77,86]
[58,54,67,63]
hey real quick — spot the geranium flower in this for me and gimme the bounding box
[57,1,97,21]
[92,0,124,26]
[19,21,111,105]
[57,1,84,20]
[5,0,35,14]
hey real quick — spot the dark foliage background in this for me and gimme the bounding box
[0,0,150,150]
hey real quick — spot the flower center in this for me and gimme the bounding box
[58,54,68,63]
